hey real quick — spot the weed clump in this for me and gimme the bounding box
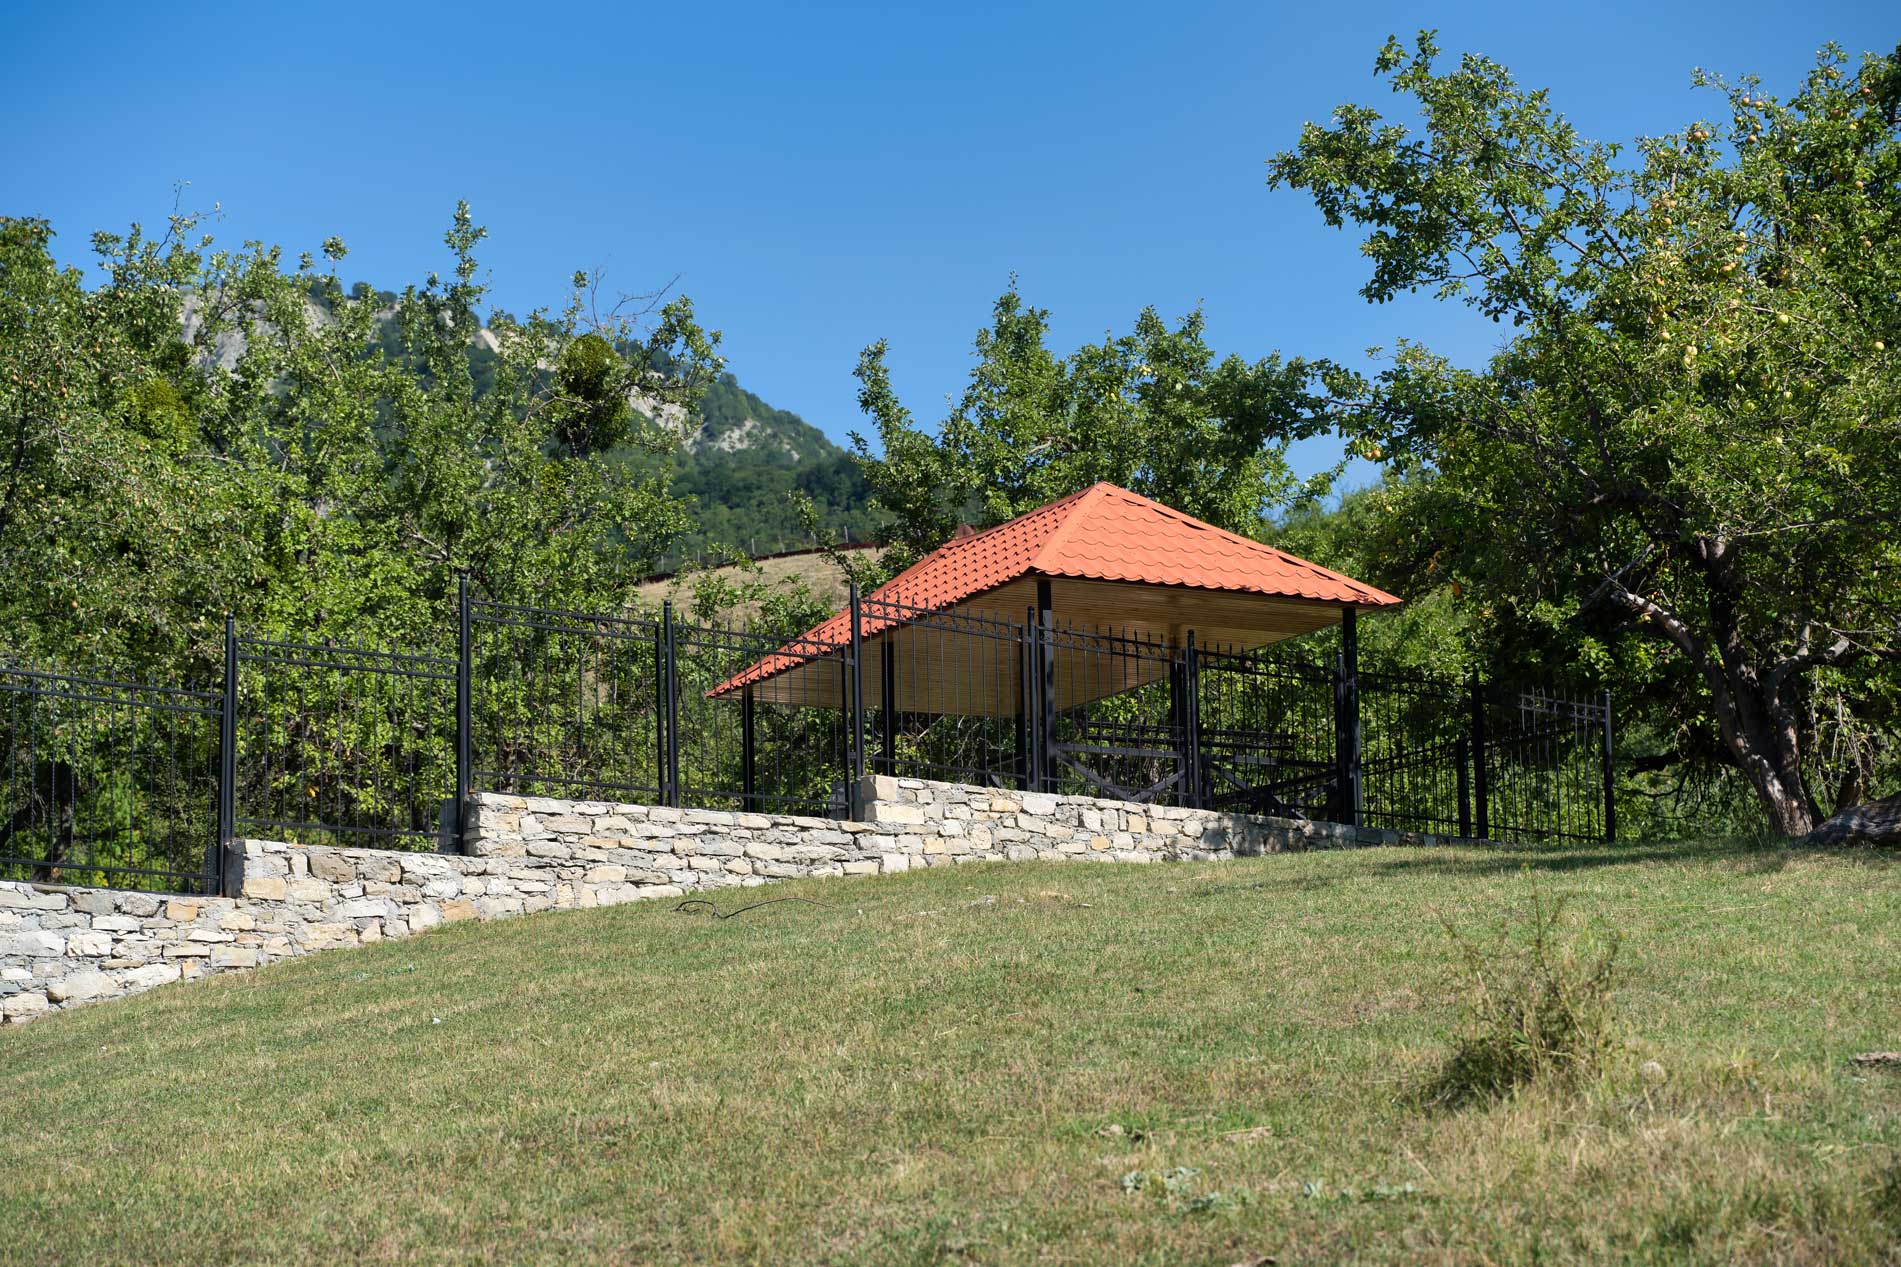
[1421,877,1620,1108]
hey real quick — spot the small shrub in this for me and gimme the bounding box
[1420,875,1620,1108]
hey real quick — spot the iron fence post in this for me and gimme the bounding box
[1456,738,1472,838]
[1019,608,1037,792]
[455,574,471,853]
[662,600,679,808]
[1470,675,1490,840]
[217,613,241,897]
[847,583,865,819]
[1036,582,1056,795]
[652,617,666,800]
[880,620,897,776]
[741,685,756,810]
[1600,688,1616,843]
[1183,632,1202,809]
[1335,608,1362,828]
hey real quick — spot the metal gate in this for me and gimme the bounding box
[1194,645,1337,819]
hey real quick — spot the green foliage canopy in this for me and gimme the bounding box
[850,286,1352,574]
[1269,35,1901,833]
[0,202,724,675]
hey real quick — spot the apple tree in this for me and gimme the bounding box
[1270,35,1901,834]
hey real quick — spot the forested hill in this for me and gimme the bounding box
[205,283,879,563]
[666,373,876,562]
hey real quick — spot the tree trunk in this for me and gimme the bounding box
[1744,759,1816,837]
[1633,587,1821,838]
[1705,667,1817,837]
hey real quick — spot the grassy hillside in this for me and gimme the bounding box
[634,544,883,618]
[1,843,1897,1265]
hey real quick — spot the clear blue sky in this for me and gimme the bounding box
[3,1,1891,484]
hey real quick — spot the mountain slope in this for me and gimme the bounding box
[664,373,878,559]
[182,286,878,560]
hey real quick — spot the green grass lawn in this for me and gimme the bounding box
[2,841,1898,1265]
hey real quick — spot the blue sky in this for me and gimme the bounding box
[3,1,1891,485]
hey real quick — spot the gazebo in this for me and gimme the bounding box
[711,482,1400,715]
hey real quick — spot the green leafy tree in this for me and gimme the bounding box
[851,285,1348,574]
[0,201,725,672]
[0,214,264,671]
[1269,35,1901,834]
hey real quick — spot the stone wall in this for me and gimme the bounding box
[1,778,1469,1022]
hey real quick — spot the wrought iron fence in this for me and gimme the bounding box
[1040,620,1189,805]
[862,595,1028,790]
[1,665,223,893]
[0,580,1616,897]
[233,633,458,850]
[469,598,852,818]
[672,617,853,817]
[1196,640,1337,820]
[468,599,667,806]
[1482,690,1615,846]
[1357,667,1471,839]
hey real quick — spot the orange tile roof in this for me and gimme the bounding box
[711,483,1399,696]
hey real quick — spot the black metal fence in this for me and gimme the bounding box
[0,580,1615,897]
[468,599,851,818]
[233,633,458,850]
[0,666,223,893]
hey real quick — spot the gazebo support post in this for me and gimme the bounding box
[1335,607,1362,828]
[1183,632,1202,809]
[879,634,896,775]
[1168,633,1202,810]
[1036,579,1056,795]
[1019,607,1036,792]
[846,583,865,819]
[741,685,756,810]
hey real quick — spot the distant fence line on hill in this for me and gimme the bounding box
[641,536,882,587]
[0,582,1613,897]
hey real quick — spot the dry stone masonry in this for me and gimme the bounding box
[1,777,1468,1022]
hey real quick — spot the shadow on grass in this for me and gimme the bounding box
[1183,840,1734,897]
[1350,836,1895,882]
[1184,837,1893,902]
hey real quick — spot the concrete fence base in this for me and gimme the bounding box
[0,777,1473,1022]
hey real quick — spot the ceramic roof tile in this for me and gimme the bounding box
[711,483,1399,695]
